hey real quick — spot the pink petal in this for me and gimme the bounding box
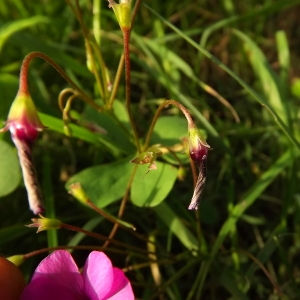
[31,250,84,295]
[83,251,134,300]
[33,250,78,276]
[83,251,114,300]
[20,277,84,300]
[106,268,134,300]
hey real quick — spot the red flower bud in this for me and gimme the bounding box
[187,124,210,210]
[0,90,45,214]
[188,126,210,167]
[1,90,45,146]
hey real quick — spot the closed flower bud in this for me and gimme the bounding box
[130,145,163,174]
[6,255,26,267]
[68,182,89,205]
[26,215,62,233]
[188,126,210,167]
[187,123,210,210]
[0,89,45,214]
[1,90,45,146]
[108,0,132,29]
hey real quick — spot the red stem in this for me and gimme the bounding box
[122,28,141,153]
[19,55,31,95]
[144,99,196,151]
[61,222,151,255]
[18,51,102,112]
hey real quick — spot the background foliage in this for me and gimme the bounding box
[1,0,300,299]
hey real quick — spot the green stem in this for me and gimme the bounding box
[93,0,101,45]
[90,40,109,102]
[43,155,58,248]
[86,199,136,231]
[108,53,125,109]
[66,0,105,99]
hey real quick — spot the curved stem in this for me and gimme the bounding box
[144,99,195,151]
[20,51,103,112]
[58,88,76,111]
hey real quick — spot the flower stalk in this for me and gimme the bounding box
[21,52,102,112]
[143,99,210,209]
[0,55,46,214]
[68,183,136,230]
[108,0,141,152]
[13,137,44,214]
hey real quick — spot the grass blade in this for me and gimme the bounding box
[144,4,300,150]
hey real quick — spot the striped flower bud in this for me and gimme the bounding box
[0,90,45,214]
[188,124,210,210]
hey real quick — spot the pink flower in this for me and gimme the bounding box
[20,250,134,300]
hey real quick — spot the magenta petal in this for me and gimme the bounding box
[31,250,84,295]
[83,251,114,300]
[33,250,79,276]
[106,268,134,300]
[20,277,84,300]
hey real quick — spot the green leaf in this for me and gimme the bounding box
[291,78,300,98]
[0,73,19,123]
[143,37,194,77]
[150,116,189,165]
[0,140,21,197]
[66,158,134,208]
[220,270,251,300]
[145,5,300,150]
[38,112,100,144]
[151,116,187,146]
[132,32,228,153]
[276,30,290,85]
[233,29,288,125]
[131,162,177,207]
[196,148,299,295]
[9,34,91,78]
[244,224,287,291]
[0,16,49,54]
[83,102,135,154]
[154,202,198,252]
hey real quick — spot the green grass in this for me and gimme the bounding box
[1,0,300,299]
